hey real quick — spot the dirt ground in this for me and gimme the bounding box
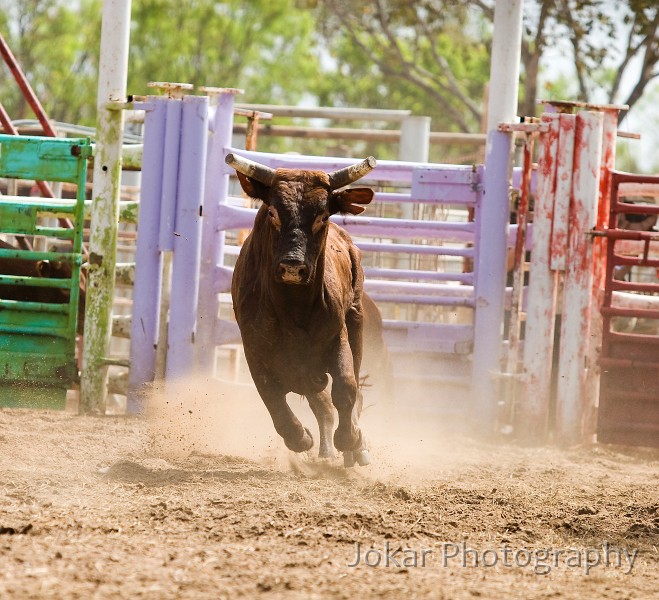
[1,378,658,599]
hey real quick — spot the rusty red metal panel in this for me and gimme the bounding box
[598,170,659,448]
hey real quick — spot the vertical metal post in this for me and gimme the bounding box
[158,101,184,252]
[398,116,430,274]
[585,107,622,437]
[471,0,524,434]
[80,0,132,414]
[197,89,241,372]
[518,114,561,440]
[503,132,534,431]
[166,95,209,380]
[555,111,603,445]
[126,96,167,413]
[399,116,430,164]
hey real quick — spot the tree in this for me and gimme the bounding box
[127,0,320,104]
[314,0,658,129]
[491,0,659,123]
[0,0,102,126]
[313,0,491,133]
[0,0,321,127]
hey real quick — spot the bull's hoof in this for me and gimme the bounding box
[343,449,370,468]
[355,449,370,466]
[334,427,363,453]
[285,427,314,453]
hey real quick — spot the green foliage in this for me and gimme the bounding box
[0,0,102,125]
[0,0,319,127]
[128,0,319,104]
[312,1,490,133]
[0,0,655,170]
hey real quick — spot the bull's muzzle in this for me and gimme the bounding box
[276,260,309,285]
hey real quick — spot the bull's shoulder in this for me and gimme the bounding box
[325,224,364,299]
[327,224,361,260]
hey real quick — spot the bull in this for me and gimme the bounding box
[227,153,376,466]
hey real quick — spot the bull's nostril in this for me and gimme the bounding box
[277,262,308,282]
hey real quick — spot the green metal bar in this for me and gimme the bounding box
[0,198,77,213]
[0,275,72,288]
[34,227,75,240]
[0,325,69,338]
[0,134,92,183]
[0,249,79,263]
[0,299,69,312]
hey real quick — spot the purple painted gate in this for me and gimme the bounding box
[195,90,514,425]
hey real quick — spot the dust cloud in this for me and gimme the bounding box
[145,373,478,484]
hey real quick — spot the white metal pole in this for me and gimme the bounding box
[556,110,603,445]
[398,116,430,272]
[80,0,132,414]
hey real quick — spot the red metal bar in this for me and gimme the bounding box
[0,33,57,137]
[600,306,659,319]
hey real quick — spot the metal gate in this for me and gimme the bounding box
[0,135,91,408]
[598,170,659,448]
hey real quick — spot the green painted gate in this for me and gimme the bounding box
[0,134,91,408]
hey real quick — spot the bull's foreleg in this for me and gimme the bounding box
[307,390,335,459]
[249,371,313,453]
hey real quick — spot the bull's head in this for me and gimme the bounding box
[226,153,375,285]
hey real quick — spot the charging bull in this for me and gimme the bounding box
[228,153,376,466]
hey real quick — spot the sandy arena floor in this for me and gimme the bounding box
[0,378,657,599]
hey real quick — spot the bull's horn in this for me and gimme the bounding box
[328,156,377,190]
[225,153,276,186]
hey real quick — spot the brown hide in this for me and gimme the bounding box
[231,166,375,459]
[0,239,85,332]
[361,291,394,398]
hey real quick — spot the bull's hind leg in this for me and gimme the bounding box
[329,331,367,461]
[307,390,335,459]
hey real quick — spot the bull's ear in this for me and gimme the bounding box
[329,187,374,215]
[236,172,271,204]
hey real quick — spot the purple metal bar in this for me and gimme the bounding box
[166,95,209,380]
[362,267,474,283]
[158,100,183,251]
[216,203,476,242]
[226,147,422,183]
[471,129,513,433]
[365,293,475,307]
[197,90,239,372]
[357,242,476,258]
[127,96,167,412]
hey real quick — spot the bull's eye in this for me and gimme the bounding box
[312,213,330,234]
[267,207,281,230]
